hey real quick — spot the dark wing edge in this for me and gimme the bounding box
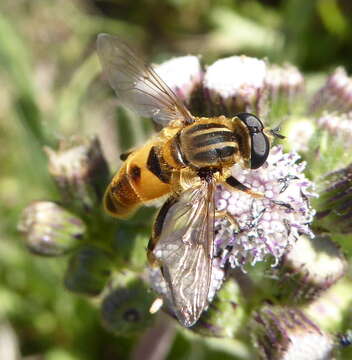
[96,33,194,127]
[150,180,215,327]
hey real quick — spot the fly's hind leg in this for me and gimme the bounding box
[214,210,240,257]
[120,150,134,161]
[215,210,240,231]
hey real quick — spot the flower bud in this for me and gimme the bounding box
[304,278,352,333]
[265,63,304,105]
[309,67,352,114]
[155,55,203,106]
[0,320,21,360]
[272,234,347,304]
[313,163,352,234]
[18,201,85,256]
[45,137,110,214]
[203,55,267,116]
[100,278,154,336]
[191,278,246,338]
[316,112,352,151]
[252,305,335,360]
[64,245,112,296]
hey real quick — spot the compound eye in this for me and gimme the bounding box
[236,113,264,133]
[251,132,270,169]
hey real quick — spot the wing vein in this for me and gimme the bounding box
[97,34,194,127]
[152,180,215,327]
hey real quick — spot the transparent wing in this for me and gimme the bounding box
[96,33,194,127]
[152,180,215,327]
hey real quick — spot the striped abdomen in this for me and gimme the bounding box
[104,141,173,218]
[177,119,240,168]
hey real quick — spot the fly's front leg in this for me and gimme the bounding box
[224,176,264,198]
[224,175,293,210]
[216,175,261,230]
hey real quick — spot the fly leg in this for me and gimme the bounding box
[224,175,264,198]
[224,176,293,210]
[215,210,240,230]
[216,175,263,228]
[119,150,134,161]
[214,210,240,258]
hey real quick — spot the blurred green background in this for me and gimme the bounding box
[1,0,352,359]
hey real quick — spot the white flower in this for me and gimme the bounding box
[203,55,267,114]
[204,56,267,98]
[284,117,316,153]
[155,55,203,104]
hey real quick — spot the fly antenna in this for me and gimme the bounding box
[270,124,285,139]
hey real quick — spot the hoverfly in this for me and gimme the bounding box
[97,34,274,327]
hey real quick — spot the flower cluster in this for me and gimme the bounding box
[156,53,304,120]
[214,146,315,269]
